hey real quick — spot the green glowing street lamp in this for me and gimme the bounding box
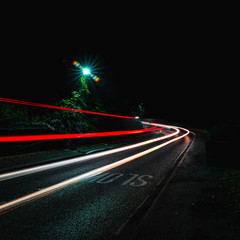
[73,61,100,82]
[82,68,91,75]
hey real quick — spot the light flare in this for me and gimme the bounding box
[72,60,100,82]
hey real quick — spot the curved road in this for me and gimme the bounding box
[0,123,194,240]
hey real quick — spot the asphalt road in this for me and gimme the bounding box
[0,127,194,240]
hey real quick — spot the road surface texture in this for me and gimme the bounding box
[124,133,240,240]
[0,126,194,239]
[2,130,238,239]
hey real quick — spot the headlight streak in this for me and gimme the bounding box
[0,125,189,215]
[0,124,177,182]
[0,98,190,214]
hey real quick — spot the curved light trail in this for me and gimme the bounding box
[0,123,179,182]
[0,97,191,215]
[0,126,189,215]
[0,98,162,142]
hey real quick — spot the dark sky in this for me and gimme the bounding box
[1,8,238,127]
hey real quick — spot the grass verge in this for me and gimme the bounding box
[218,168,240,214]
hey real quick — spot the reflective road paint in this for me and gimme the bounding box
[88,172,153,187]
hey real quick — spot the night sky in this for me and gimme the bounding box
[1,8,238,128]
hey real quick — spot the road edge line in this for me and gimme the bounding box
[115,132,196,239]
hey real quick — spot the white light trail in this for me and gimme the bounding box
[0,123,178,182]
[0,124,189,214]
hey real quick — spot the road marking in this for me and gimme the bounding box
[130,175,153,187]
[121,174,139,186]
[115,219,130,236]
[86,172,109,182]
[87,173,153,186]
[0,126,189,214]
[96,173,124,184]
[136,195,150,210]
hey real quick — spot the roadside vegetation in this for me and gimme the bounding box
[206,120,240,169]
[218,168,240,213]
[206,120,240,214]
[0,75,143,160]
[0,76,107,136]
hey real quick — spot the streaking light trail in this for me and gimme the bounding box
[0,126,189,214]
[0,98,161,142]
[0,123,178,182]
[0,98,134,119]
[0,126,163,142]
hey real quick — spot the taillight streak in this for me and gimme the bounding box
[0,98,164,142]
[0,126,164,142]
[0,124,179,182]
[0,126,189,214]
[0,98,134,119]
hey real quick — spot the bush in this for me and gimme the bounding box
[206,120,240,169]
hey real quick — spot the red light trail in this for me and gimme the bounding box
[0,126,189,214]
[0,127,164,142]
[0,98,164,142]
[0,98,134,119]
